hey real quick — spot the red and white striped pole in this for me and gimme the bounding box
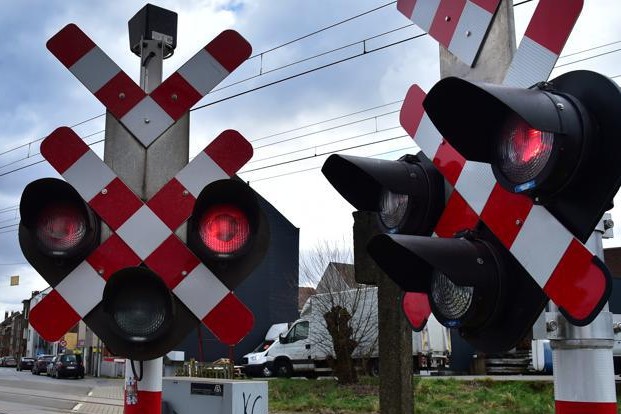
[124,358,163,414]
[550,220,617,414]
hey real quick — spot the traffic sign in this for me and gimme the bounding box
[396,0,502,66]
[29,127,255,352]
[46,24,251,147]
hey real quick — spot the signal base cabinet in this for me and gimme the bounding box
[162,377,267,414]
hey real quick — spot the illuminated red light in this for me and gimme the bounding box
[515,127,550,164]
[198,204,250,254]
[497,116,554,184]
[35,203,87,253]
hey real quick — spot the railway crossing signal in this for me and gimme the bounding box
[367,69,621,351]
[322,152,445,331]
[22,20,266,362]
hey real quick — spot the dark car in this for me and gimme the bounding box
[1,356,17,367]
[32,354,54,375]
[16,357,35,371]
[48,354,84,379]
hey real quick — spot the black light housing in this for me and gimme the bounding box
[321,152,444,235]
[19,178,100,287]
[128,4,178,58]
[187,179,269,290]
[423,70,621,243]
[87,266,198,361]
[368,224,548,353]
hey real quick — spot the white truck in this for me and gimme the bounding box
[243,288,450,378]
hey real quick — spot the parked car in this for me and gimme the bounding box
[0,356,17,367]
[32,354,54,375]
[48,353,84,379]
[16,357,35,371]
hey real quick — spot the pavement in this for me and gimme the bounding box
[77,380,124,414]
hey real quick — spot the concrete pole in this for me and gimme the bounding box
[354,211,413,414]
[439,0,516,84]
[101,35,189,414]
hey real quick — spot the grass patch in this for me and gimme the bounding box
[269,377,380,413]
[268,377,559,413]
[414,378,554,414]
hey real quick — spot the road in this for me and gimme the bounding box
[0,366,123,414]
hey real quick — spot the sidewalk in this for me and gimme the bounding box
[76,380,124,414]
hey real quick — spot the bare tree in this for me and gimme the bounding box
[300,239,377,384]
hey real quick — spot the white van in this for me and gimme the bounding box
[241,323,289,377]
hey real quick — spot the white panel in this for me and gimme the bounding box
[413,114,443,160]
[454,161,496,215]
[55,261,105,317]
[510,205,573,287]
[448,2,492,66]
[411,0,441,32]
[173,264,229,319]
[175,151,228,197]
[503,36,558,88]
[63,150,116,201]
[553,348,616,402]
[178,49,228,96]
[116,205,172,260]
[70,47,120,93]
[120,97,174,147]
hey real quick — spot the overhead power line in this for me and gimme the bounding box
[0,0,554,162]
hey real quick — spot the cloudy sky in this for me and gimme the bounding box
[1,0,620,318]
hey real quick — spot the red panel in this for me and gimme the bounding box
[86,234,141,281]
[203,293,254,345]
[205,130,253,177]
[544,240,608,323]
[399,85,427,138]
[147,178,196,231]
[150,72,203,121]
[124,391,162,414]
[555,401,617,414]
[145,235,201,289]
[429,0,466,47]
[470,0,501,14]
[89,177,143,231]
[46,24,95,68]
[434,191,479,237]
[524,0,583,54]
[205,30,252,73]
[433,141,465,187]
[397,0,417,19]
[29,290,81,342]
[40,127,89,174]
[480,184,533,249]
[94,72,146,119]
[401,292,431,331]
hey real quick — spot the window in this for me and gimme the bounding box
[287,321,309,343]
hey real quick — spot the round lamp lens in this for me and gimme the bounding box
[199,204,250,255]
[112,285,167,340]
[35,203,87,254]
[496,115,554,184]
[430,270,474,324]
[379,189,409,230]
